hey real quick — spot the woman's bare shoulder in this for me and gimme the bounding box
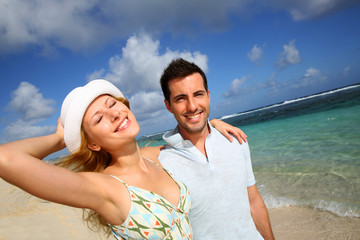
[140,145,165,164]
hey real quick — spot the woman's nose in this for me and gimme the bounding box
[109,110,120,122]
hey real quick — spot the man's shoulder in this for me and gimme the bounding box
[211,128,250,147]
[157,145,188,173]
[158,143,197,165]
[158,144,181,158]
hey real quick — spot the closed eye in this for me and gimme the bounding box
[105,97,116,108]
[96,115,103,123]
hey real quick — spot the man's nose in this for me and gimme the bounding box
[187,98,197,112]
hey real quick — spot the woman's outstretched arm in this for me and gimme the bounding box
[0,119,109,212]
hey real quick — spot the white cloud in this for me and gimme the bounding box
[292,67,327,89]
[1,0,357,55]
[286,0,359,21]
[3,120,55,142]
[0,0,244,55]
[304,67,322,78]
[96,33,208,97]
[129,91,165,120]
[247,44,264,63]
[0,0,111,56]
[223,75,253,98]
[128,91,177,134]
[260,0,360,21]
[87,68,106,81]
[1,81,57,142]
[9,82,56,120]
[222,71,285,100]
[276,39,301,69]
[303,67,327,85]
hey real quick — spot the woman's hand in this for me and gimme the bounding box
[55,117,66,149]
[210,119,247,144]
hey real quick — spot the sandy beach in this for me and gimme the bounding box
[0,180,109,240]
[268,207,360,240]
[0,179,359,240]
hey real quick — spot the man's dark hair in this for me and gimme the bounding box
[160,58,208,102]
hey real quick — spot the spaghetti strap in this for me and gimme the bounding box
[141,155,159,165]
[110,175,126,185]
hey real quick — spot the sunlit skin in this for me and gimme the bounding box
[82,95,181,208]
[82,95,140,153]
[165,73,211,142]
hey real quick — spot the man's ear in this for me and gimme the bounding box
[164,99,173,113]
[88,143,101,152]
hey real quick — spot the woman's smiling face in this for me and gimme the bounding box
[82,95,140,152]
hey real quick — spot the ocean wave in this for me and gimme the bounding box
[312,200,360,218]
[263,193,360,218]
[220,83,360,121]
[282,84,359,105]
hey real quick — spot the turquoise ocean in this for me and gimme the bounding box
[138,84,360,217]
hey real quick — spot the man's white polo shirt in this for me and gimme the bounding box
[158,123,263,239]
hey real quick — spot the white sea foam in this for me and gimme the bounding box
[313,200,360,218]
[262,192,360,217]
[263,194,298,209]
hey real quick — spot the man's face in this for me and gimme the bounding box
[165,72,210,136]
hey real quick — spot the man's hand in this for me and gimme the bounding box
[210,119,247,143]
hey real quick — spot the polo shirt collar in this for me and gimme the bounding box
[162,121,214,148]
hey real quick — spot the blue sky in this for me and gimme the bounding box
[1,0,360,144]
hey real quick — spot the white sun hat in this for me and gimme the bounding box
[60,79,124,153]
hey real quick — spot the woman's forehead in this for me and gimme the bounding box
[84,95,111,116]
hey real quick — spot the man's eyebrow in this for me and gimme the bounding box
[173,93,187,99]
[194,90,206,94]
[173,90,206,99]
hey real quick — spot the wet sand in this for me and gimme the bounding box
[268,206,360,240]
[0,180,359,240]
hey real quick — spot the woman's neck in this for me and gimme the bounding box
[106,142,147,173]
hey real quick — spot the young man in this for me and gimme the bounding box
[143,58,274,239]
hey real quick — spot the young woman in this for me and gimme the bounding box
[0,80,245,240]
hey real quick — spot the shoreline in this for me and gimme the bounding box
[1,180,359,240]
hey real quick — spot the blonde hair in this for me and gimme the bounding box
[56,96,130,235]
